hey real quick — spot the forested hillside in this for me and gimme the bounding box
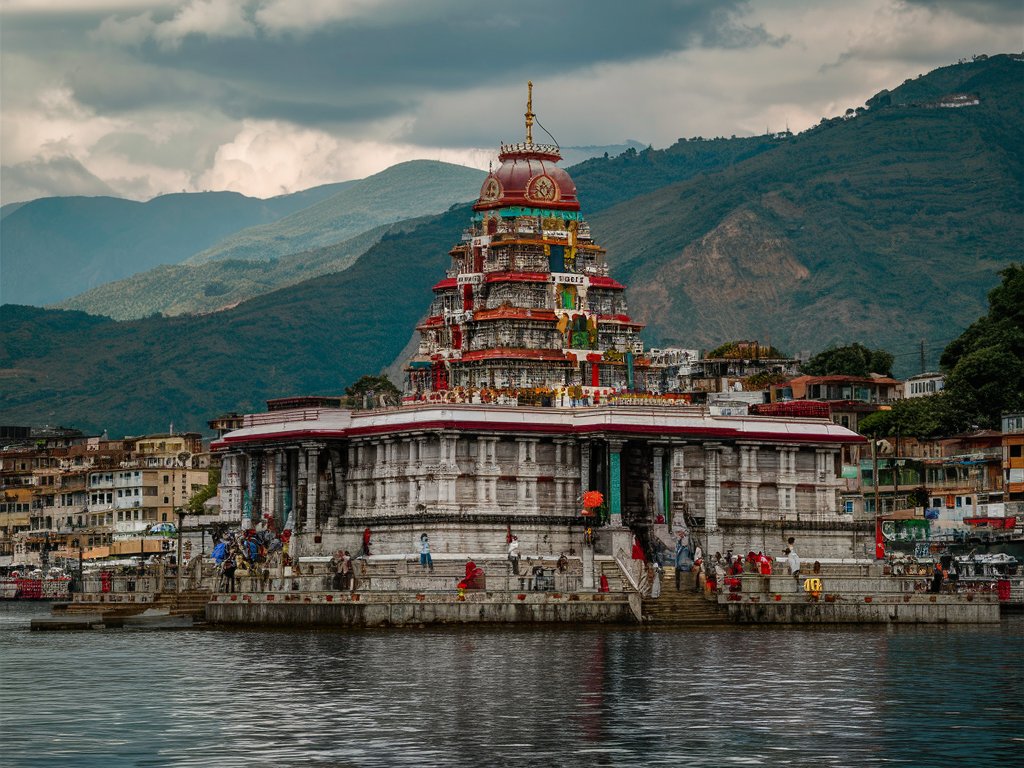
[2,55,1021,435]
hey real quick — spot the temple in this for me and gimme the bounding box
[213,86,867,566]
[407,83,652,400]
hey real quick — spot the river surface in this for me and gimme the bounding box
[1,603,1021,768]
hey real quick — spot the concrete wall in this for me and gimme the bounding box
[206,590,632,628]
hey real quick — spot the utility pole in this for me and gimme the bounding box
[920,339,926,374]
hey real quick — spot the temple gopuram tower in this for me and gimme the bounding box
[407,83,653,402]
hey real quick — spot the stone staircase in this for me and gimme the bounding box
[55,588,212,620]
[640,568,730,626]
[153,589,213,619]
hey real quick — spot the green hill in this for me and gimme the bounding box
[593,53,1023,359]
[0,183,351,307]
[186,160,486,265]
[2,55,1021,435]
[54,223,399,320]
[0,207,465,435]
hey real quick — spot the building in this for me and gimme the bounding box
[1003,413,1024,502]
[0,428,213,568]
[904,372,945,398]
[214,88,867,563]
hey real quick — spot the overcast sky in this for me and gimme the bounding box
[2,0,1020,204]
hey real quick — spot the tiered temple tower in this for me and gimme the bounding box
[407,83,653,401]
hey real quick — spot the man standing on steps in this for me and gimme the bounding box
[786,539,802,592]
[507,536,521,575]
[674,533,691,591]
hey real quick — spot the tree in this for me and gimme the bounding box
[802,343,893,377]
[939,264,1024,429]
[344,374,402,409]
[186,468,221,515]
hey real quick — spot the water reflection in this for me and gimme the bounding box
[1,604,1021,767]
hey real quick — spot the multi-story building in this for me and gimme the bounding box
[1002,413,1024,503]
[0,428,212,568]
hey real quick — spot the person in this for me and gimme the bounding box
[330,549,345,590]
[713,556,725,594]
[507,536,521,575]
[692,544,704,591]
[419,533,434,572]
[786,546,801,592]
[341,550,354,592]
[929,562,944,593]
[649,562,662,599]
[599,573,610,593]
[557,552,569,573]
[361,527,372,558]
[222,551,237,593]
[631,534,645,561]
[674,535,691,590]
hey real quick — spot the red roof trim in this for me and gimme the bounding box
[215,420,866,447]
[587,276,625,290]
[485,271,550,283]
[432,278,457,291]
[471,308,556,322]
[458,348,569,362]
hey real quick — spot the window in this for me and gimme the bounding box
[956,497,962,508]
[1011,445,1023,458]
[843,500,854,515]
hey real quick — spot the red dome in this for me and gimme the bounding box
[474,143,579,212]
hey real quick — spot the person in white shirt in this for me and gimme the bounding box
[507,536,521,575]
[787,546,802,591]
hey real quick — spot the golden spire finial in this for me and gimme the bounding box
[525,80,534,145]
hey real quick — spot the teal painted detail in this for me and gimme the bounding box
[626,351,634,390]
[472,208,583,222]
[610,448,621,518]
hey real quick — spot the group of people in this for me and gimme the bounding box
[212,514,293,593]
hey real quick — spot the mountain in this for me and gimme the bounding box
[0,183,352,307]
[2,54,1021,435]
[0,207,466,435]
[595,54,1023,360]
[54,223,397,320]
[185,160,486,265]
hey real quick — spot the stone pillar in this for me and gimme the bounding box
[608,439,624,527]
[515,437,539,513]
[776,446,796,518]
[305,445,320,530]
[703,443,722,554]
[669,444,687,534]
[652,443,666,521]
[580,441,591,496]
[739,444,761,513]
[345,445,358,515]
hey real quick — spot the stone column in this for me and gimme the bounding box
[608,439,624,526]
[739,444,761,514]
[669,444,687,534]
[305,445,320,530]
[515,437,539,514]
[345,445,358,516]
[652,443,666,521]
[703,442,723,554]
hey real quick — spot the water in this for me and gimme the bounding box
[1,603,1021,768]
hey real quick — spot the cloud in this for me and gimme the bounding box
[195,119,493,197]
[1,0,1021,204]
[93,0,255,49]
[1,155,118,203]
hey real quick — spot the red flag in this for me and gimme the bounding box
[875,518,885,560]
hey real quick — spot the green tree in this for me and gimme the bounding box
[939,264,1024,429]
[344,374,402,409]
[803,343,893,377]
[186,468,221,515]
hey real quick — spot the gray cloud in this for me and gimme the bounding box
[1,0,1021,204]
[1,155,118,202]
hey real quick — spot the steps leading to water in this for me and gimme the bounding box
[641,569,730,626]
